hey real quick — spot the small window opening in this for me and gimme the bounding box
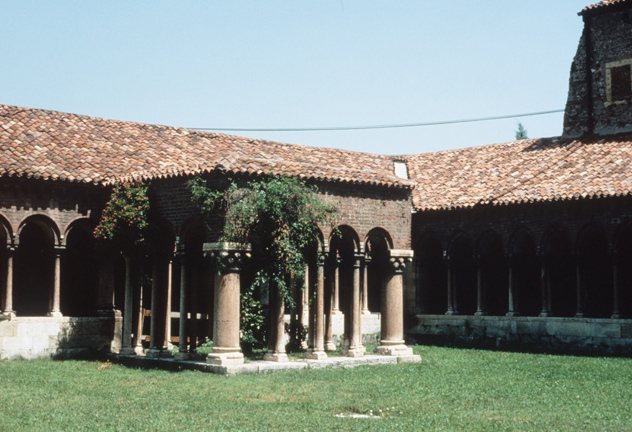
[611,65,632,101]
[393,160,408,179]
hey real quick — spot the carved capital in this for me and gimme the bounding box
[317,251,328,267]
[203,242,251,272]
[389,256,411,273]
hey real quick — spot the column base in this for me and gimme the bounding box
[445,310,458,316]
[325,341,337,351]
[375,343,413,357]
[342,346,365,358]
[263,352,289,362]
[47,311,63,318]
[304,350,328,360]
[174,351,191,361]
[361,309,371,315]
[474,311,487,317]
[1,311,15,320]
[539,311,552,318]
[612,313,621,319]
[133,346,145,356]
[145,348,171,358]
[505,311,518,317]
[574,312,584,318]
[331,309,342,315]
[207,351,244,366]
[119,346,137,356]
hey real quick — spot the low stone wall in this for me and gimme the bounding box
[408,315,632,355]
[283,312,382,347]
[0,316,122,360]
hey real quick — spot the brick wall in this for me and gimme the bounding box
[151,175,413,250]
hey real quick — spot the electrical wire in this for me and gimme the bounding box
[188,109,564,133]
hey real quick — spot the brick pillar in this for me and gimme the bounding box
[343,253,364,358]
[376,250,415,357]
[306,251,328,360]
[2,246,15,318]
[47,245,64,317]
[205,243,250,366]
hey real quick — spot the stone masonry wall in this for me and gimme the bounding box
[564,6,632,136]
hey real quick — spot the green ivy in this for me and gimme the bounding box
[190,175,338,348]
[94,182,150,253]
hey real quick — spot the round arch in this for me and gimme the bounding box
[576,222,611,318]
[414,230,446,314]
[508,227,540,316]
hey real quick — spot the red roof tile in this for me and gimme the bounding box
[405,135,632,211]
[0,105,412,189]
[581,0,631,14]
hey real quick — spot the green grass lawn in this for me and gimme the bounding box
[1,346,631,431]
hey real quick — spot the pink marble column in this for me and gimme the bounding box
[2,246,15,318]
[362,255,371,314]
[376,250,416,358]
[47,246,63,317]
[306,251,327,360]
[343,254,364,358]
[205,243,250,366]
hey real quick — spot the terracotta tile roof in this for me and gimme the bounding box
[0,104,413,189]
[581,0,631,14]
[405,135,632,211]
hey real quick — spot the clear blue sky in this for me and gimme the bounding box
[2,1,590,155]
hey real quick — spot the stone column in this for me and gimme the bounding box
[146,263,162,357]
[95,246,120,317]
[574,254,584,318]
[376,250,415,357]
[2,246,15,318]
[506,253,516,317]
[362,254,371,314]
[332,255,341,314]
[264,280,288,362]
[164,255,174,351]
[132,262,145,355]
[343,253,364,357]
[120,255,135,355]
[444,253,456,315]
[474,256,485,316]
[611,247,620,319]
[47,245,63,318]
[539,252,551,317]
[324,254,336,351]
[175,250,189,360]
[301,265,310,350]
[205,243,250,366]
[306,251,327,360]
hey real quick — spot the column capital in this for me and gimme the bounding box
[317,251,328,266]
[389,249,413,273]
[203,242,251,272]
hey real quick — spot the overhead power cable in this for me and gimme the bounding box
[188,109,564,133]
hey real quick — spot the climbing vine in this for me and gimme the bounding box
[93,182,150,253]
[190,174,338,303]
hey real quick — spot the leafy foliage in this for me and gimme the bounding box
[190,175,337,300]
[93,182,150,253]
[240,283,267,355]
[190,175,338,347]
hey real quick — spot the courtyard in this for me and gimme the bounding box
[1,345,630,431]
